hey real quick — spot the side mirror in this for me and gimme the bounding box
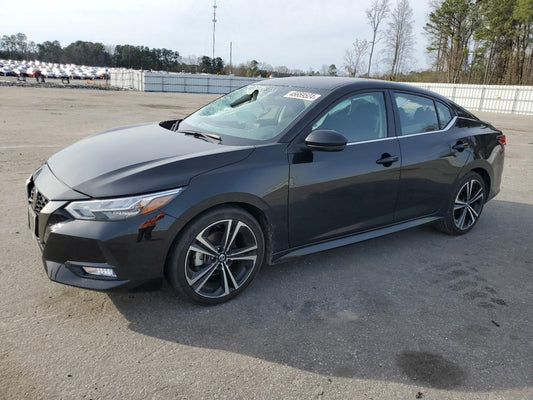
[305,130,347,152]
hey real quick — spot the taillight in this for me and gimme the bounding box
[497,135,506,146]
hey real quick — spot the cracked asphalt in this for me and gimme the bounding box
[1,86,532,399]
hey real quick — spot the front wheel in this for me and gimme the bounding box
[436,172,486,235]
[168,207,265,305]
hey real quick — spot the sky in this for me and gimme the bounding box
[1,0,433,74]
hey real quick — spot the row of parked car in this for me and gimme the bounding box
[0,60,113,80]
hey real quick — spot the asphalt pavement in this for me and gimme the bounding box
[0,86,532,399]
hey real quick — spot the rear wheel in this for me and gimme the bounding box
[168,207,265,304]
[436,172,485,235]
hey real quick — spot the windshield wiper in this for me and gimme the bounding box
[180,130,221,144]
[170,120,181,131]
[230,89,259,108]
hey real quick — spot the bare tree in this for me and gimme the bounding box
[366,0,390,76]
[385,0,415,79]
[183,55,199,65]
[344,39,371,77]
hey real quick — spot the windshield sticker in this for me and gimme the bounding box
[284,91,321,101]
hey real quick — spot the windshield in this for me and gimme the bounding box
[179,84,323,143]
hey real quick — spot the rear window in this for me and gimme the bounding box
[435,101,453,129]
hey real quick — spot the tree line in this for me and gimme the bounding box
[425,0,532,85]
[0,34,200,73]
[0,33,323,77]
[0,33,301,76]
[344,0,532,85]
[3,1,532,86]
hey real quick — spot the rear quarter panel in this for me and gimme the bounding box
[458,120,504,200]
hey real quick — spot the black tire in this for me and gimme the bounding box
[435,171,486,235]
[168,206,265,305]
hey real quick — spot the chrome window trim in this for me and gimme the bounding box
[397,116,457,139]
[346,115,458,145]
[346,136,397,146]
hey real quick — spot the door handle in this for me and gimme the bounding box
[452,141,469,151]
[376,154,399,166]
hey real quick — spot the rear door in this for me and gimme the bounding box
[391,91,472,221]
[288,91,401,247]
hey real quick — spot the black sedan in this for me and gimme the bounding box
[27,77,505,304]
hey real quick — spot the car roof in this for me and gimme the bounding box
[258,76,449,102]
[260,76,361,90]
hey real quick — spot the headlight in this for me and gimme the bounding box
[65,188,184,221]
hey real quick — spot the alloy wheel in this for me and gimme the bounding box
[184,219,258,299]
[453,179,484,231]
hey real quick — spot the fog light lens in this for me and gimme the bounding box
[82,267,117,278]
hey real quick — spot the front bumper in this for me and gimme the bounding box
[43,261,129,290]
[27,165,177,290]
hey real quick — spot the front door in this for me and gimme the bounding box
[288,91,401,248]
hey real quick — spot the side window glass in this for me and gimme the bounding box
[394,93,439,135]
[435,101,453,129]
[312,92,387,143]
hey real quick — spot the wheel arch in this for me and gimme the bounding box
[458,159,493,198]
[162,194,274,279]
[471,167,491,197]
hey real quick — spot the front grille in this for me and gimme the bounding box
[29,186,49,214]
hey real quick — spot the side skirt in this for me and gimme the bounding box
[271,216,440,264]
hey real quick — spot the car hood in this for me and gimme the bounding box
[47,122,254,198]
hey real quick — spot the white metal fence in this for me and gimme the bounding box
[110,70,261,94]
[144,72,261,93]
[110,70,144,91]
[406,82,533,115]
[109,71,533,115]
